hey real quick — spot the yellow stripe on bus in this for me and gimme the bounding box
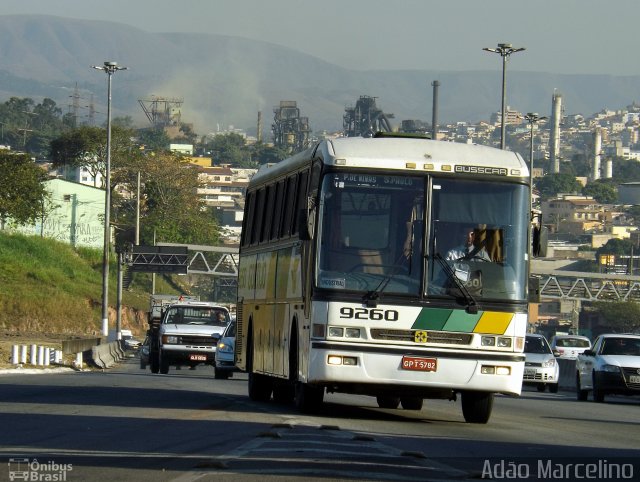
[473,311,514,335]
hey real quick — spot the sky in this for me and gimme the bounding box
[2,0,640,76]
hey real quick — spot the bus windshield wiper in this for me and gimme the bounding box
[362,253,409,308]
[434,253,478,314]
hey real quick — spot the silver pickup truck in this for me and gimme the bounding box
[153,301,231,374]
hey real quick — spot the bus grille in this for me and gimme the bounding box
[370,329,473,345]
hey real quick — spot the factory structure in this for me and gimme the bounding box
[271,101,311,153]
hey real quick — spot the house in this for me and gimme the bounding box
[11,178,105,249]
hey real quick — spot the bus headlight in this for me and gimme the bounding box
[481,336,496,346]
[328,327,344,337]
[497,337,512,348]
[345,328,361,338]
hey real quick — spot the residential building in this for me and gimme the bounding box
[11,178,105,249]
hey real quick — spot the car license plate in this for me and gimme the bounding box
[524,368,536,376]
[189,354,207,361]
[630,375,640,384]
[401,356,437,372]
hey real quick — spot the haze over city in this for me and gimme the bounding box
[3,0,640,76]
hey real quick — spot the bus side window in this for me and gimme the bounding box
[241,191,256,247]
[271,180,285,241]
[251,188,266,246]
[280,175,298,238]
[292,170,309,237]
[261,184,276,243]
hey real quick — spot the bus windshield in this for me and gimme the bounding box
[315,173,529,302]
[316,173,423,296]
[427,178,529,301]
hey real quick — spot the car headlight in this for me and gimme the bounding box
[542,358,556,368]
[601,364,620,373]
[216,342,234,353]
[163,335,178,344]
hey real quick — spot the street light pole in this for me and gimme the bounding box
[483,43,525,150]
[92,61,128,337]
[524,112,547,211]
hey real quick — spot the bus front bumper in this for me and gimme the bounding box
[307,341,525,396]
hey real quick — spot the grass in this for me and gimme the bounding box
[0,231,154,336]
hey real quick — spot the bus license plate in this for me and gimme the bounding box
[402,356,437,372]
[189,354,207,361]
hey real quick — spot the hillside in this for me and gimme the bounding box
[0,231,152,335]
[1,15,640,133]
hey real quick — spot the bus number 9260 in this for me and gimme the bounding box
[339,307,399,321]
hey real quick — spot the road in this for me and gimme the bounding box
[0,352,639,481]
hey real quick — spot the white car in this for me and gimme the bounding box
[214,320,238,379]
[576,333,640,402]
[549,335,591,359]
[523,334,559,393]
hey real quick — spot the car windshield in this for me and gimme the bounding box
[601,338,640,356]
[224,321,236,337]
[164,306,229,327]
[525,336,551,354]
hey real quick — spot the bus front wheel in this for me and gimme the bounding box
[461,391,493,424]
[294,382,324,413]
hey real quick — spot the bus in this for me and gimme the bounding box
[236,134,535,423]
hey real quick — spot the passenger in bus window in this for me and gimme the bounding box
[446,227,491,262]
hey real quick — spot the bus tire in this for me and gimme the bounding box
[150,352,159,374]
[294,382,324,413]
[273,382,295,403]
[461,391,493,424]
[159,353,169,375]
[376,396,400,409]
[400,397,423,411]
[248,372,272,402]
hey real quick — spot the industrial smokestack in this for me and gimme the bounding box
[549,92,562,173]
[257,111,263,143]
[593,127,602,180]
[431,80,440,140]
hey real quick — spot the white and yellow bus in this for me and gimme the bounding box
[236,134,534,423]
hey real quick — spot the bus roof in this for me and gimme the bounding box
[251,137,528,186]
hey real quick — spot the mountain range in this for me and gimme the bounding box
[1,14,640,135]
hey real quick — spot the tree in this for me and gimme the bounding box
[595,238,635,262]
[536,172,583,200]
[0,151,49,229]
[205,133,250,166]
[118,152,220,245]
[251,142,288,166]
[49,124,139,189]
[591,302,640,333]
[137,127,170,152]
[582,180,617,203]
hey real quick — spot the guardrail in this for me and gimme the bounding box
[11,340,127,370]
